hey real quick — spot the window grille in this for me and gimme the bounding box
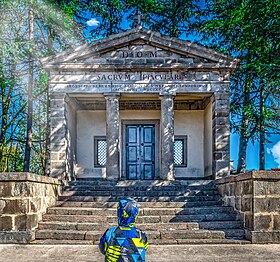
[174,136,187,167]
[94,137,107,167]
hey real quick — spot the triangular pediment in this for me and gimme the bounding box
[41,27,239,70]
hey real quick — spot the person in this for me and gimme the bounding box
[99,198,148,262]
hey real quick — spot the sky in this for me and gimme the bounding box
[85,12,280,172]
[231,134,280,170]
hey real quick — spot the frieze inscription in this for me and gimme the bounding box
[60,83,214,93]
[81,72,196,82]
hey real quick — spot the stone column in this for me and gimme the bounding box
[212,92,231,179]
[49,93,67,179]
[104,93,120,180]
[160,94,175,180]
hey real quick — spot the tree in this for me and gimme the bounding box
[85,0,125,38]
[0,0,84,174]
[0,0,28,172]
[23,0,35,172]
[199,0,280,171]
[147,0,200,38]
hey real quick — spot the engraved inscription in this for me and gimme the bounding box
[121,51,157,58]
[92,73,132,81]
[61,83,212,93]
[54,72,197,83]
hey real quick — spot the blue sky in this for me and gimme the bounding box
[231,134,280,170]
[85,12,280,171]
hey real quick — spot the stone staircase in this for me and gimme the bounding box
[33,180,250,244]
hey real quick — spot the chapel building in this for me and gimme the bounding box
[41,27,238,181]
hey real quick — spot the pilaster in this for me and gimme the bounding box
[212,92,231,178]
[49,93,67,179]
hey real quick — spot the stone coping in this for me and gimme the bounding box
[0,172,61,185]
[215,170,280,185]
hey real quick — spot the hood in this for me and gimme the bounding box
[117,198,138,227]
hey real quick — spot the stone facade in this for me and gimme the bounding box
[41,27,239,180]
[216,171,280,243]
[0,173,61,243]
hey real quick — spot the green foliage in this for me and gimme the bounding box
[68,0,200,39]
[86,0,125,38]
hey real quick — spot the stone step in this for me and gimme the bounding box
[31,238,251,245]
[65,184,217,190]
[200,221,243,229]
[60,191,220,199]
[151,238,251,245]
[55,201,222,209]
[62,188,219,197]
[38,221,199,231]
[64,184,217,191]
[46,206,235,216]
[42,213,240,224]
[58,195,222,203]
[69,180,215,188]
[35,229,226,241]
[223,229,245,239]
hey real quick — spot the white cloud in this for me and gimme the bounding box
[267,141,280,167]
[86,18,100,27]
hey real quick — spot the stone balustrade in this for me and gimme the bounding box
[0,173,61,243]
[216,171,280,243]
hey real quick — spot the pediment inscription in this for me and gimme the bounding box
[77,43,211,65]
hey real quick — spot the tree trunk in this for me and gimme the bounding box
[237,77,251,173]
[13,143,19,171]
[0,60,15,171]
[0,56,7,171]
[23,1,34,172]
[0,76,7,171]
[259,81,265,170]
[44,27,53,176]
[237,120,248,173]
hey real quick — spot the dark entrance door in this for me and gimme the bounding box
[126,125,155,180]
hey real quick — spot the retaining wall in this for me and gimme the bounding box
[0,173,61,243]
[216,171,280,243]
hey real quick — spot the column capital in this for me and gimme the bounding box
[65,95,80,110]
[159,92,176,97]
[103,92,120,98]
[211,92,231,102]
[49,93,66,100]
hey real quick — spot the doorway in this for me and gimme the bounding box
[125,124,156,180]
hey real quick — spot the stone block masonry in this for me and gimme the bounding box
[0,173,61,243]
[216,171,280,243]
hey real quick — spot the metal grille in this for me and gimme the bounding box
[174,139,184,165]
[97,140,107,166]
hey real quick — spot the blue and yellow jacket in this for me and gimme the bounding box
[99,198,148,262]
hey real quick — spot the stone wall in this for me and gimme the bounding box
[216,171,280,243]
[0,173,61,243]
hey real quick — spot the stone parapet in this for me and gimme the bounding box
[0,172,61,243]
[216,171,280,243]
